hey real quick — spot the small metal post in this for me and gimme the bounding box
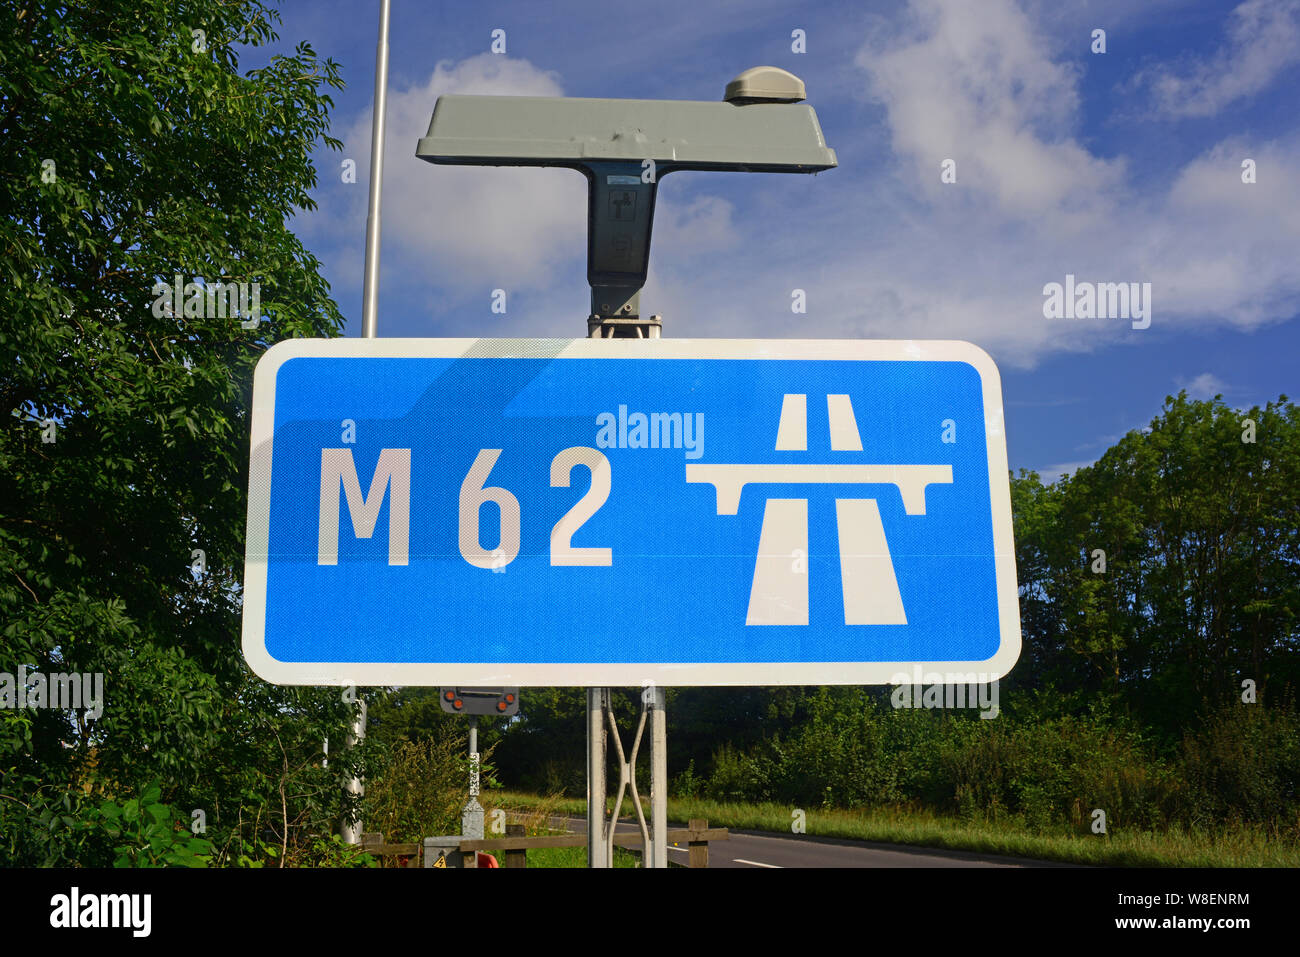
[587,688,609,867]
[462,714,484,839]
[585,288,663,872]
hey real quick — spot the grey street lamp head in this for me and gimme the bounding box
[415,67,837,334]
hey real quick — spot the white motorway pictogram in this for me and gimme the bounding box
[686,394,952,626]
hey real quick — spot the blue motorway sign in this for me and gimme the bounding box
[241,339,1020,686]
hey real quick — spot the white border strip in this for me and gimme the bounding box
[241,338,1020,686]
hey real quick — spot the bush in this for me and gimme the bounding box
[1181,698,1300,826]
[363,731,496,844]
[672,759,705,799]
[934,711,1179,831]
[0,782,212,867]
[694,695,1192,833]
[705,744,773,803]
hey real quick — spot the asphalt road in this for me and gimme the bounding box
[560,816,1065,868]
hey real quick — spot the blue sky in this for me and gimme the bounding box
[257,0,1299,479]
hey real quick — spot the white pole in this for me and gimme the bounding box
[361,0,391,339]
[462,715,484,839]
[342,0,390,845]
[650,686,667,868]
[340,699,367,844]
[587,688,609,867]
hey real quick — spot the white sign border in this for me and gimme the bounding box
[243,337,1021,686]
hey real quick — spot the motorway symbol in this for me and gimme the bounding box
[241,338,1020,687]
[687,393,953,626]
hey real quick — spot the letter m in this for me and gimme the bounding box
[1098,282,1129,318]
[318,449,411,566]
[102,894,130,927]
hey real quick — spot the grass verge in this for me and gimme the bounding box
[480,845,640,868]
[487,791,1300,867]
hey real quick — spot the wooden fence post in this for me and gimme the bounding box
[505,823,527,869]
[360,831,383,866]
[688,819,708,869]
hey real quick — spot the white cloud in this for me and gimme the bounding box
[1129,0,1300,118]
[1151,136,1300,328]
[303,9,1300,360]
[372,55,583,294]
[652,194,739,259]
[300,55,582,323]
[644,0,1300,366]
[857,0,1125,222]
[1178,372,1228,399]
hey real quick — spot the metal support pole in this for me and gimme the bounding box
[650,686,667,868]
[585,305,665,869]
[587,688,609,867]
[340,0,390,848]
[583,319,668,868]
[340,698,366,844]
[360,0,391,339]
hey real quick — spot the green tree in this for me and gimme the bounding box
[1044,393,1300,732]
[0,0,353,864]
[1007,469,1091,693]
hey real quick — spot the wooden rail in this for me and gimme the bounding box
[359,833,421,867]
[461,817,726,868]
[361,818,726,868]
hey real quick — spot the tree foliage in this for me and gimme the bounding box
[0,0,353,865]
[1018,393,1300,731]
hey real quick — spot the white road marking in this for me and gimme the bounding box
[732,858,782,868]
